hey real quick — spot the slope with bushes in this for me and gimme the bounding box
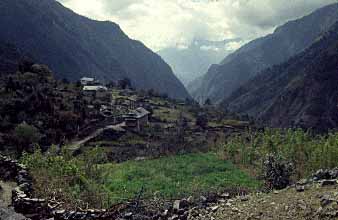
[223,22,338,131]
[193,3,338,103]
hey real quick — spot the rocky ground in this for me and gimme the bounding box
[187,181,338,220]
[0,181,28,220]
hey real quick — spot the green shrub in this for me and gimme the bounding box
[21,147,108,209]
[221,129,338,178]
[14,122,41,153]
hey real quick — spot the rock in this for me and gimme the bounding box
[297,179,308,185]
[295,185,305,192]
[239,195,249,201]
[186,196,194,204]
[313,169,331,181]
[169,214,179,220]
[161,209,169,217]
[329,168,338,179]
[220,192,230,199]
[320,195,335,207]
[297,200,307,210]
[325,210,338,218]
[199,196,207,203]
[211,206,219,212]
[124,212,133,219]
[231,207,240,213]
[320,179,337,187]
[173,199,189,211]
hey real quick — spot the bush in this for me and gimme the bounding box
[14,122,41,153]
[21,147,109,209]
[221,129,338,178]
[262,154,294,190]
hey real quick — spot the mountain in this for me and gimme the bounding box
[158,38,241,86]
[223,22,338,131]
[192,3,338,104]
[0,0,190,100]
[0,43,23,74]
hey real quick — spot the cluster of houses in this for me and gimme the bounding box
[80,77,150,131]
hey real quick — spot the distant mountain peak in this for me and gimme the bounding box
[158,37,241,88]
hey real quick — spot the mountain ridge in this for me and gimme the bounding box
[0,0,190,99]
[222,21,338,131]
[192,3,338,104]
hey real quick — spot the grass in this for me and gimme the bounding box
[102,152,261,202]
[22,149,261,208]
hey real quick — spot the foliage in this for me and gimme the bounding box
[14,122,41,153]
[22,151,260,208]
[21,147,109,209]
[196,113,208,128]
[262,154,294,190]
[102,153,261,203]
[221,129,338,178]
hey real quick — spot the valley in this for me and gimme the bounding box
[0,1,338,220]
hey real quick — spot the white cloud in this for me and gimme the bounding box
[57,0,337,51]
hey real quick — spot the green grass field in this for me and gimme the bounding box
[102,153,261,202]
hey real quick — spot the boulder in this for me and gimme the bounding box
[173,199,189,211]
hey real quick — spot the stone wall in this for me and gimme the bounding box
[0,154,123,220]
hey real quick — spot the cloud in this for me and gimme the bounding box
[57,0,337,51]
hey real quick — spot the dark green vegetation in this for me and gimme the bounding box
[0,0,190,99]
[21,150,260,208]
[193,3,338,103]
[222,129,338,179]
[223,21,338,131]
[0,63,89,154]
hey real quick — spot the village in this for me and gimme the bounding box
[63,76,250,162]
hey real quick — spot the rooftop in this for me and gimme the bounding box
[80,77,95,81]
[133,107,151,119]
[83,85,108,91]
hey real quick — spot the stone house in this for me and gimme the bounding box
[123,107,150,131]
[83,85,109,100]
[80,77,95,85]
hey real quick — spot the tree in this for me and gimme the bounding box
[14,122,41,154]
[118,77,132,89]
[204,98,212,106]
[106,81,116,89]
[196,113,208,128]
[18,57,34,73]
[5,76,16,92]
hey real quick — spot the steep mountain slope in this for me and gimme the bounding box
[0,43,23,74]
[0,0,190,99]
[193,3,338,103]
[158,39,240,86]
[223,22,338,131]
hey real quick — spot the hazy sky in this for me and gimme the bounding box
[57,0,336,51]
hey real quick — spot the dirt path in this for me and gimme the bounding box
[0,181,27,220]
[67,123,125,152]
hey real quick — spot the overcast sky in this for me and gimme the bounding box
[57,0,336,51]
